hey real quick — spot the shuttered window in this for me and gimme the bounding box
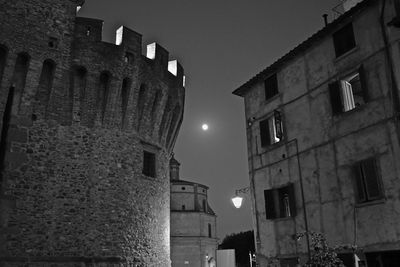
[142,151,156,177]
[264,184,296,219]
[333,23,356,57]
[265,73,278,100]
[353,158,383,203]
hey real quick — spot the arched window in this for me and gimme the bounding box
[136,84,146,128]
[166,105,181,145]
[158,96,172,141]
[208,223,212,238]
[70,66,87,123]
[11,52,30,113]
[98,71,111,124]
[36,59,56,110]
[0,45,8,89]
[151,90,162,122]
[121,78,131,127]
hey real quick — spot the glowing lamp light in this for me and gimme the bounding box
[232,195,244,209]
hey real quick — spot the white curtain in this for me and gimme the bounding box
[340,80,355,111]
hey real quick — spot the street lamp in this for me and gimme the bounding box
[231,187,250,209]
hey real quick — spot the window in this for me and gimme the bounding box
[48,37,58,49]
[181,187,186,190]
[329,66,367,115]
[353,158,383,203]
[333,23,356,57]
[208,223,212,238]
[264,184,296,219]
[203,199,207,211]
[182,205,185,210]
[264,73,278,100]
[260,110,283,147]
[142,151,156,177]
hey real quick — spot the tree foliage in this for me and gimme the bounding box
[219,230,255,267]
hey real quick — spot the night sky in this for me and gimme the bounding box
[80,0,340,240]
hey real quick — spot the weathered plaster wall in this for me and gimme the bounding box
[242,0,400,264]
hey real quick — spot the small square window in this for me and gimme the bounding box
[48,37,58,49]
[264,73,278,100]
[259,110,283,147]
[333,23,356,57]
[329,65,368,115]
[264,183,296,220]
[142,151,156,177]
[181,187,186,190]
[353,158,383,203]
[182,205,186,210]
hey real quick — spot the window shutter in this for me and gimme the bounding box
[358,65,369,102]
[288,184,296,217]
[274,110,283,139]
[260,119,271,147]
[264,189,276,219]
[361,158,382,200]
[354,163,367,203]
[329,81,343,115]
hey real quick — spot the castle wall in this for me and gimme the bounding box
[0,0,185,266]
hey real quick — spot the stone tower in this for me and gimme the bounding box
[0,0,185,266]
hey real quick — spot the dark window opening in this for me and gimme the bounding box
[48,37,58,48]
[0,46,8,88]
[264,73,278,100]
[181,187,186,190]
[264,184,296,220]
[329,66,368,115]
[142,150,156,178]
[208,223,212,238]
[36,59,56,110]
[260,110,283,147]
[333,23,356,57]
[86,27,91,36]
[182,205,186,210]
[203,199,207,212]
[69,66,87,124]
[121,78,131,128]
[98,72,111,124]
[353,158,383,203]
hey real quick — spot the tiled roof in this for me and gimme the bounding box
[232,0,374,97]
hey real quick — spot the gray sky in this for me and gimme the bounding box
[80,0,340,240]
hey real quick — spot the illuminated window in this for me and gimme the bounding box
[329,66,367,115]
[259,110,283,147]
[264,184,296,220]
[333,23,356,57]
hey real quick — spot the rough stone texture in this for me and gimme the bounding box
[0,0,185,266]
[236,0,400,265]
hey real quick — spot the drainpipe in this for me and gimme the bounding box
[380,0,400,144]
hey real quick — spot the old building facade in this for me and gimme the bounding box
[170,157,218,267]
[0,0,185,266]
[233,0,400,266]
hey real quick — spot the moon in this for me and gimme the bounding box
[202,124,209,131]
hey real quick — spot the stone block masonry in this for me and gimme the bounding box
[0,0,185,266]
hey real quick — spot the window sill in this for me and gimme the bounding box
[334,46,360,63]
[355,198,385,208]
